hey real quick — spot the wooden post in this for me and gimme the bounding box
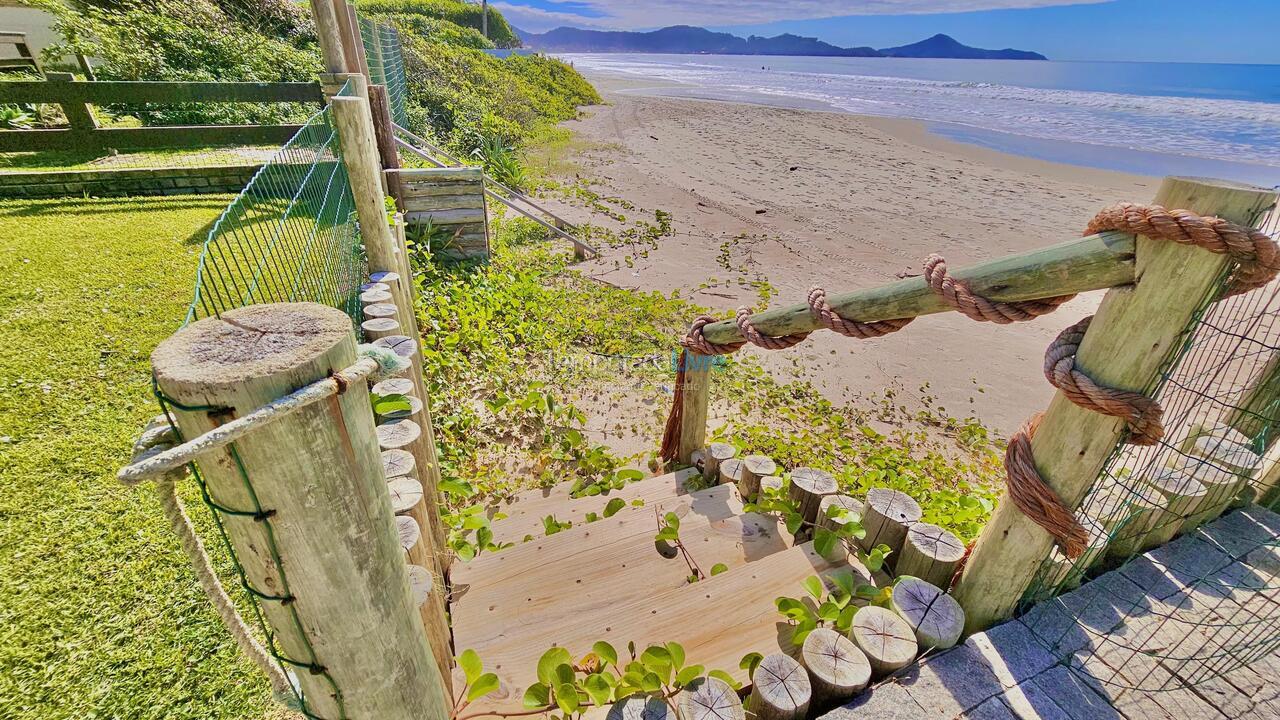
[678,676,745,720]
[849,606,917,677]
[308,0,348,74]
[718,458,746,487]
[859,488,921,571]
[951,178,1275,634]
[610,696,676,720]
[890,576,965,650]
[748,653,811,720]
[702,442,736,482]
[45,73,97,133]
[789,468,837,533]
[330,0,364,75]
[896,522,965,589]
[677,353,712,465]
[151,302,449,719]
[369,85,404,208]
[740,455,777,500]
[800,628,870,707]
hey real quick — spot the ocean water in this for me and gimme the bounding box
[562,53,1280,185]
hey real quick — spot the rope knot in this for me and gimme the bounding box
[807,287,913,339]
[924,254,1075,323]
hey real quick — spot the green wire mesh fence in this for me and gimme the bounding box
[358,15,409,128]
[162,80,372,719]
[1018,197,1280,693]
[185,80,366,328]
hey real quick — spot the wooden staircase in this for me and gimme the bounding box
[448,467,885,715]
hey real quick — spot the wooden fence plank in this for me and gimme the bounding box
[0,80,324,105]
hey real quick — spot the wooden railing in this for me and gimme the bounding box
[0,75,324,152]
[672,177,1278,635]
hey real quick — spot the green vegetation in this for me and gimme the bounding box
[358,0,519,47]
[0,195,282,719]
[26,0,320,125]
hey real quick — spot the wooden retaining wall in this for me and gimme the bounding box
[396,167,489,261]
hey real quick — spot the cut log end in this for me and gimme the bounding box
[890,576,964,650]
[788,467,837,533]
[897,522,965,588]
[608,694,677,720]
[749,653,811,720]
[377,418,422,451]
[705,442,738,482]
[678,676,745,720]
[860,488,923,568]
[406,564,433,606]
[719,457,747,487]
[382,448,416,479]
[850,605,918,677]
[740,454,778,500]
[388,477,425,514]
[800,628,870,706]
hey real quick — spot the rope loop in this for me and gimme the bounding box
[1005,415,1090,559]
[680,315,746,356]
[735,306,811,350]
[923,254,1075,324]
[1043,316,1165,445]
[1085,203,1280,296]
[807,287,913,339]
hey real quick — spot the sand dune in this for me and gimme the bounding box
[550,81,1156,434]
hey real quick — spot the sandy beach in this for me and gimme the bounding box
[549,75,1157,435]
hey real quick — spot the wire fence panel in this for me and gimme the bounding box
[1020,196,1280,692]
[185,81,366,329]
[357,15,408,127]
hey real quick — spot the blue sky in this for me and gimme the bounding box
[494,0,1280,64]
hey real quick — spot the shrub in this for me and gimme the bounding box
[31,0,321,125]
[356,0,519,47]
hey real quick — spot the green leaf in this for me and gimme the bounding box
[617,468,643,481]
[813,529,837,559]
[582,673,612,707]
[665,642,685,671]
[523,682,550,709]
[803,576,825,601]
[675,665,704,687]
[837,605,856,633]
[604,497,626,518]
[640,672,663,693]
[467,673,500,702]
[592,641,618,667]
[663,512,680,531]
[554,663,575,686]
[710,563,729,576]
[458,649,483,685]
[554,683,579,714]
[537,647,573,686]
[708,670,741,690]
[784,513,803,535]
[829,570,854,598]
[654,528,679,542]
[739,652,764,676]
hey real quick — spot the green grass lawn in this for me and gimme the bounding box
[0,195,284,719]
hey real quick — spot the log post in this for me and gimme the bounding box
[951,178,1275,634]
[800,628,870,707]
[151,302,449,718]
[789,468,837,536]
[740,455,778,501]
[748,653,811,720]
[369,85,404,208]
[331,0,365,76]
[677,353,713,465]
[1175,434,1261,530]
[331,95,400,286]
[678,676,745,720]
[896,522,965,589]
[703,442,736,482]
[719,458,746,487]
[890,576,965,650]
[849,606,918,677]
[308,0,349,74]
[816,494,862,562]
[859,488,921,571]
[1141,468,1207,550]
[609,695,676,720]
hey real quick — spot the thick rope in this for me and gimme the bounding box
[131,418,294,697]
[735,306,810,350]
[807,287,913,339]
[1005,415,1090,559]
[923,254,1075,323]
[680,315,745,357]
[1086,203,1280,295]
[1043,316,1164,445]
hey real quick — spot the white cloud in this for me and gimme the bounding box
[496,0,1110,32]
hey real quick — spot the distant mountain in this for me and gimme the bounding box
[519,25,880,57]
[879,34,1047,60]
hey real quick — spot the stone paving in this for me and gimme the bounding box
[821,505,1280,720]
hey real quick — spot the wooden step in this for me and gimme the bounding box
[451,541,873,715]
[482,467,702,546]
[451,480,794,640]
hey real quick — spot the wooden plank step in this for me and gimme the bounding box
[451,481,796,641]
[451,542,873,716]
[483,467,702,546]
